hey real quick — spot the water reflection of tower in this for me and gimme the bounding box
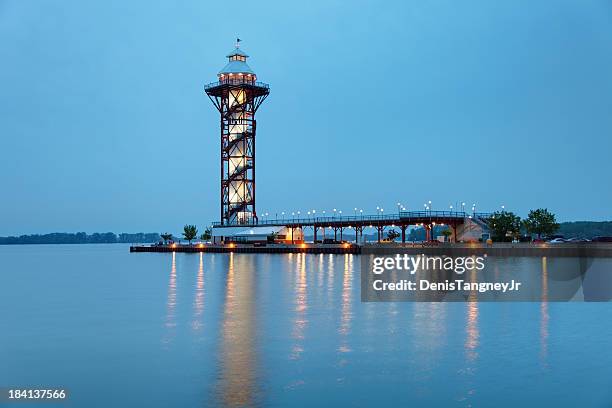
[205,40,270,226]
[218,253,260,407]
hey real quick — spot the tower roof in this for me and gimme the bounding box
[218,59,255,75]
[219,43,255,75]
[226,47,249,58]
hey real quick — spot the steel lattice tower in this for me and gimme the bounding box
[205,41,269,226]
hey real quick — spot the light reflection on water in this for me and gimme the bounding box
[2,245,612,407]
[541,257,549,368]
[192,253,205,332]
[291,253,307,360]
[162,251,177,346]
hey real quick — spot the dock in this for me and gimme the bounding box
[130,242,612,257]
[130,243,361,254]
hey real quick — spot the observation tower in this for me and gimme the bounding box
[205,40,269,225]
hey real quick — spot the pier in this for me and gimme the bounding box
[212,210,493,243]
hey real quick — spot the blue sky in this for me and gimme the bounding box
[1,0,611,235]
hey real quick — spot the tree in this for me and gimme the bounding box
[386,229,400,241]
[160,233,173,244]
[200,227,212,241]
[183,225,198,245]
[523,208,559,239]
[487,211,521,242]
[441,229,453,242]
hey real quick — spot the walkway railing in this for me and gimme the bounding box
[212,210,474,227]
[204,79,270,89]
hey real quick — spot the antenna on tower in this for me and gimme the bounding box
[235,37,241,48]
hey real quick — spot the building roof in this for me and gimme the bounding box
[212,225,285,237]
[218,59,255,75]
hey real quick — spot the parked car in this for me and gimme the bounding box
[592,236,612,243]
[322,238,339,244]
[548,238,566,244]
[565,237,590,243]
[532,238,547,243]
[546,234,565,240]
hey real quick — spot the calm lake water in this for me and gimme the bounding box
[1,244,612,407]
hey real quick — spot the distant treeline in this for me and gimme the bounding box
[557,221,612,239]
[0,232,161,245]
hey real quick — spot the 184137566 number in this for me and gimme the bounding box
[2,388,68,401]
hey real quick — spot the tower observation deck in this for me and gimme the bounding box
[205,40,269,226]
